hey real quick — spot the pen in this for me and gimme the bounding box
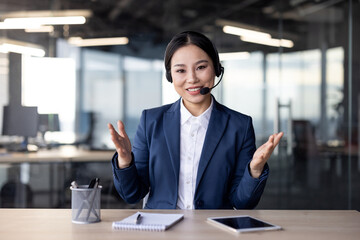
[71,181,78,188]
[93,178,99,189]
[135,213,142,224]
[88,178,99,188]
[85,178,100,221]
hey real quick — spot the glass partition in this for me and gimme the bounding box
[81,49,123,149]
[123,56,163,142]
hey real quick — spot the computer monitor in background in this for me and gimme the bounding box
[38,114,60,133]
[38,113,60,148]
[2,105,38,151]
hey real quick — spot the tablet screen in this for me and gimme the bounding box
[214,216,273,228]
[208,215,281,233]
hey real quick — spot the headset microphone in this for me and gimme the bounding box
[200,87,211,95]
[200,67,224,95]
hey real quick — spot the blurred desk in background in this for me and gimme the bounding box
[0,145,114,163]
[318,143,360,177]
[0,146,115,208]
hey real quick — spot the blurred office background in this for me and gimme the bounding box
[0,0,359,210]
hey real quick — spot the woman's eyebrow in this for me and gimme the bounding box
[173,63,185,67]
[196,59,209,64]
[173,60,209,68]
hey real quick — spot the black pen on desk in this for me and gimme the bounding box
[135,213,142,224]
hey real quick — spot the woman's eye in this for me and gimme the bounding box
[176,69,185,73]
[197,65,207,70]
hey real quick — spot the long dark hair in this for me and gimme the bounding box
[164,31,222,82]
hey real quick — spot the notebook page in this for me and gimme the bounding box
[112,211,184,231]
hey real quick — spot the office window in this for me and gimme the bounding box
[267,50,321,121]
[80,51,162,147]
[124,56,163,141]
[22,56,76,143]
[326,47,344,140]
[222,52,264,137]
[81,49,123,148]
[0,53,8,135]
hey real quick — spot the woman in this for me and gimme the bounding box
[108,31,283,209]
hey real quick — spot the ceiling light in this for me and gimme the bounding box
[0,22,42,29]
[1,10,92,19]
[218,19,296,48]
[25,26,54,33]
[4,16,86,25]
[240,36,294,48]
[223,25,271,39]
[219,52,250,61]
[0,38,45,57]
[68,37,129,47]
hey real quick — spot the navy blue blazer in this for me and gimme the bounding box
[112,97,269,209]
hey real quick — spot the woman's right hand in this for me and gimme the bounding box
[107,120,132,169]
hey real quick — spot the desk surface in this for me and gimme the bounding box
[0,145,114,163]
[0,209,359,240]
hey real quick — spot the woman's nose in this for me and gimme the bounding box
[186,69,198,83]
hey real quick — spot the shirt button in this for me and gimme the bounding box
[191,133,194,137]
[186,205,190,209]
[186,181,190,184]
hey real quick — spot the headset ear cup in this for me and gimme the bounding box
[215,66,220,77]
[216,64,223,77]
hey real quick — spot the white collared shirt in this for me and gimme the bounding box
[177,98,213,209]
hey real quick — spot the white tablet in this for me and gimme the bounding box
[207,215,282,233]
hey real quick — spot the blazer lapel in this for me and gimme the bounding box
[163,99,181,187]
[196,100,229,190]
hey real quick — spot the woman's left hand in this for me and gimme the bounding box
[250,132,284,178]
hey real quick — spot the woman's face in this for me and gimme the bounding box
[170,44,215,114]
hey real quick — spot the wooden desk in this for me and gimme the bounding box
[0,209,359,240]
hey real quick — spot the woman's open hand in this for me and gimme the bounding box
[250,132,284,178]
[108,120,132,169]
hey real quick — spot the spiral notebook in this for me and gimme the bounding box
[112,212,184,231]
